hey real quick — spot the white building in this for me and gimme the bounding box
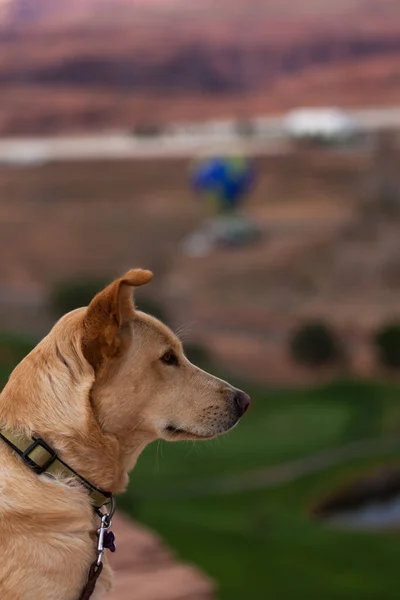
[283,107,360,142]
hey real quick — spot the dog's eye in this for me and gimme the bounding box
[160,350,179,366]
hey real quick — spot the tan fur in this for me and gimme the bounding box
[0,269,249,600]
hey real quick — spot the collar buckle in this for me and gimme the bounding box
[22,437,57,474]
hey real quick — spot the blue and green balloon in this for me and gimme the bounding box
[190,156,256,214]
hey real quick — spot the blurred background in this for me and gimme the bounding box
[2,1,400,598]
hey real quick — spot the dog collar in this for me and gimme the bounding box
[0,427,112,510]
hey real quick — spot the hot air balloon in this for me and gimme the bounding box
[190,155,256,215]
[183,154,261,256]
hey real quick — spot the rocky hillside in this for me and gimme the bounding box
[1,144,400,384]
[0,1,400,132]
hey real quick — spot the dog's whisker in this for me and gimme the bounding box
[128,417,144,437]
[183,442,194,460]
[154,440,161,474]
[174,322,196,342]
[193,441,201,457]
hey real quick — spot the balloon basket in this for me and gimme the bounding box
[181,215,262,257]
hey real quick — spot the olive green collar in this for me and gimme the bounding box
[0,427,112,510]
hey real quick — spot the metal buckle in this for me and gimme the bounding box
[22,437,57,474]
[96,513,112,567]
[95,496,116,566]
[95,495,115,521]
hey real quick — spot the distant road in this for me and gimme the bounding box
[351,106,400,130]
[0,133,290,165]
[0,105,399,165]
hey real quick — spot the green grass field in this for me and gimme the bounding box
[120,379,400,600]
[2,334,400,599]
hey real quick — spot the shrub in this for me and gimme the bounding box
[49,278,109,317]
[132,123,163,137]
[290,321,340,367]
[0,331,37,370]
[374,323,400,368]
[184,343,212,369]
[50,278,168,324]
[135,297,167,322]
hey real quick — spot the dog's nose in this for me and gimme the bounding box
[233,390,251,416]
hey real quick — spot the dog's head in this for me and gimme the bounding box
[75,269,249,447]
[3,269,250,490]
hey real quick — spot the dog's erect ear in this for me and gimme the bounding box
[82,269,153,369]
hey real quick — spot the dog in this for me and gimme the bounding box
[0,269,250,600]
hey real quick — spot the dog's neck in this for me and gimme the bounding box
[0,331,147,495]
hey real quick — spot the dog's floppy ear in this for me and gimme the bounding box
[82,269,153,369]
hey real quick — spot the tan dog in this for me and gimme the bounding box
[0,270,250,600]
